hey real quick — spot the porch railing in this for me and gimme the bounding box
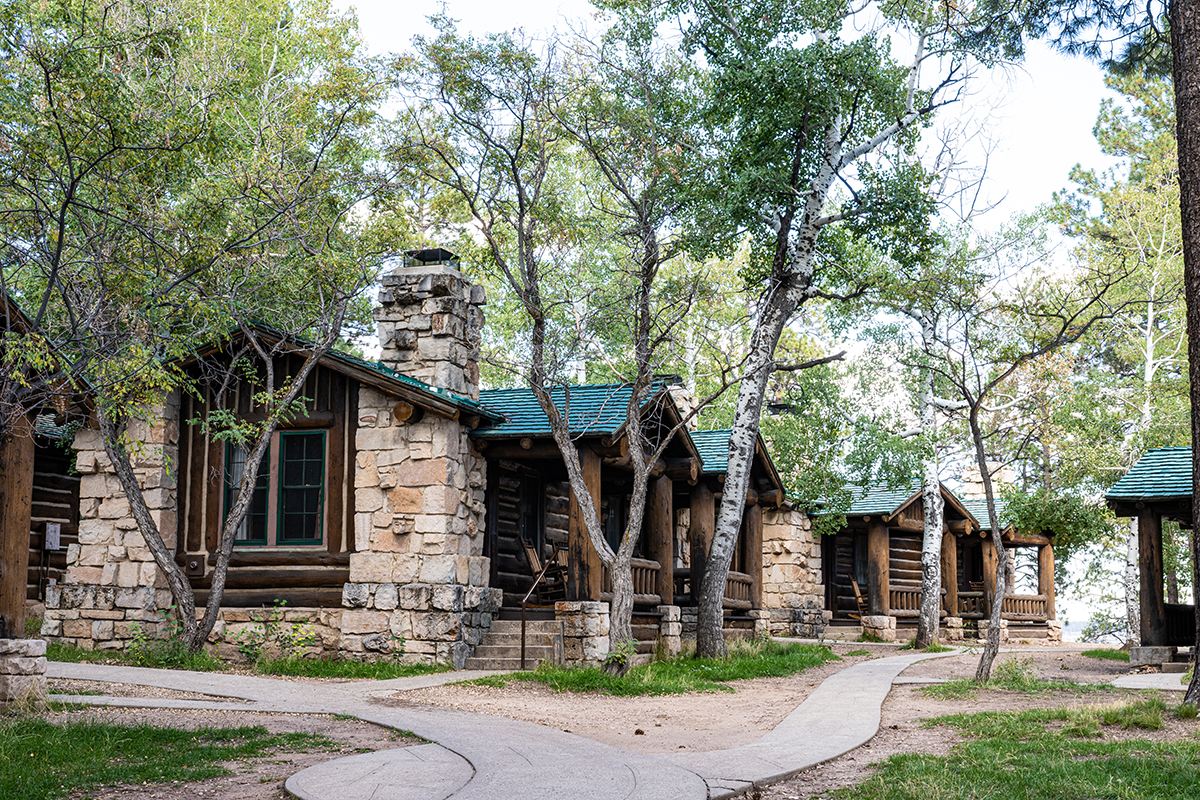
[889,587,922,617]
[600,558,661,606]
[724,571,753,610]
[958,591,985,619]
[1001,594,1048,621]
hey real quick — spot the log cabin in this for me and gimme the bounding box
[822,481,1060,642]
[1106,446,1196,669]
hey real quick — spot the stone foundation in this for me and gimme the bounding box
[976,618,1009,643]
[556,601,610,665]
[1130,645,1176,667]
[862,615,897,642]
[944,616,964,642]
[761,508,825,638]
[0,639,47,704]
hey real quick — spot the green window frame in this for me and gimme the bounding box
[225,442,270,545]
[276,431,325,545]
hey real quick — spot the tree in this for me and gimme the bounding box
[0,0,391,650]
[394,20,727,656]
[964,0,1200,707]
[629,0,970,657]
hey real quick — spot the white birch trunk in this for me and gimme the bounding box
[1125,518,1141,647]
[915,316,944,648]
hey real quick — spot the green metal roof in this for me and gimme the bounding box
[961,498,1009,533]
[325,348,500,420]
[1106,446,1192,501]
[690,429,733,474]
[845,480,922,516]
[474,384,647,439]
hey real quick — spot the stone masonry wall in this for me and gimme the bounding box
[555,601,610,665]
[341,386,499,666]
[761,506,827,638]
[42,399,179,649]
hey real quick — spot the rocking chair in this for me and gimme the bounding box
[521,539,568,605]
[849,580,869,621]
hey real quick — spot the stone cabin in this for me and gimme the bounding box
[40,252,827,666]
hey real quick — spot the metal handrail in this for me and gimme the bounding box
[518,544,565,670]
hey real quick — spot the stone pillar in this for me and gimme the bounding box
[375,264,485,400]
[0,638,47,705]
[760,507,824,636]
[555,600,610,666]
[689,484,715,601]
[568,445,602,602]
[657,604,681,657]
[940,532,958,617]
[1038,543,1056,619]
[647,476,674,605]
[1137,509,1166,647]
[0,424,34,639]
[867,519,889,616]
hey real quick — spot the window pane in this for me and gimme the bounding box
[279,432,323,543]
[226,443,268,543]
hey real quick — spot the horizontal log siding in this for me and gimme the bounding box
[26,441,81,601]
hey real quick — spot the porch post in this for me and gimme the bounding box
[568,444,603,601]
[647,475,674,605]
[981,538,998,614]
[1137,508,1166,646]
[867,518,889,616]
[689,483,715,603]
[1038,543,1056,620]
[745,502,763,609]
[941,532,958,616]
[0,424,35,639]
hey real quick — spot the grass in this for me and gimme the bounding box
[834,698,1200,799]
[25,617,42,637]
[921,656,1111,700]
[1082,648,1131,662]
[843,649,871,657]
[46,642,225,672]
[0,717,337,800]
[507,639,839,697]
[457,675,509,688]
[255,657,450,680]
[899,640,955,653]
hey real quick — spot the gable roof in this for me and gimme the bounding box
[1106,446,1192,501]
[839,479,977,527]
[474,384,655,439]
[689,428,785,491]
[960,498,1010,533]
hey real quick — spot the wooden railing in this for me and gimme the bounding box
[1165,603,1196,647]
[724,571,753,610]
[601,558,661,606]
[1001,594,1048,621]
[958,591,985,619]
[889,587,922,617]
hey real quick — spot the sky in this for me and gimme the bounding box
[334,0,1123,226]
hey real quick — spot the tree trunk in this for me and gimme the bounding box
[1170,0,1200,708]
[915,329,944,649]
[1124,519,1141,648]
[607,557,635,671]
[970,410,1009,683]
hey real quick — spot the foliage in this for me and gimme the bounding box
[0,718,336,800]
[1001,486,1115,565]
[125,609,224,672]
[512,640,837,696]
[899,641,954,653]
[1081,648,1131,662]
[228,601,318,663]
[843,649,872,657]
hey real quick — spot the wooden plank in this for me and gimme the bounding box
[941,532,958,616]
[0,426,34,639]
[867,519,889,616]
[745,503,763,609]
[1138,510,1166,646]
[326,370,346,554]
[199,551,351,567]
[689,483,715,602]
[647,476,674,605]
[192,587,343,608]
[568,445,603,601]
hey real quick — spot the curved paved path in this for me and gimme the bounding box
[48,650,954,800]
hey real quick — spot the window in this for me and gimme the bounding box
[224,443,269,544]
[224,431,325,547]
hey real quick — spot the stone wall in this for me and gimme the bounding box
[555,601,610,665]
[0,639,47,704]
[760,506,827,638]
[42,399,179,648]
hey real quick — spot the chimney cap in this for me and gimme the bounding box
[405,247,460,267]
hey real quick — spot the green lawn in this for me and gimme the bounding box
[1082,648,1131,662]
[0,718,336,800]
[922,656,1112,700]
[463,640,839,696]
[835,698,1200,799]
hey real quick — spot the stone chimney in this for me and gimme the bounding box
[375,248,485,401]
[960,458,1015,500]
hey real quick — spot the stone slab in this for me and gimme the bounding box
[1129,646,1177,667]
[1111,673,1189,691]
[286,745,472,800]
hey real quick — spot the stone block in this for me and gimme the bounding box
[466,586,502,614]
[340,610,389,635]
[40,618,62,637]
[375,583,399,611]
[387,486,424,514]
[418,555,457,585]
[411,611,461,641]
[342,583,370,609]
[432,585,465,612]
[399,584,434,611]
[862,615,895,630]
[0,639,47,657]
[1130,646,1176,667]
[394,459,448,488]
[63,620,91,638]
[945,616,964,629]
[363,633,395,653]
[91,620,114,640]
[356,487,385,513]
[393,555,420,585]
[349,553,395,584]
[0,674,47,703]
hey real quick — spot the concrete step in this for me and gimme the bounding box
[1170,652,1194,663]
[1163,661,1191,674]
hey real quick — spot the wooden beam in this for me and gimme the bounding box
[664,457,699,484]
[941,532,957,617]
[392,401,424,425]
[945,519,972,535]
[982,537,998,615]
[1005,530,1051,547]
[568,444,603,601]
[744,487,759,507]
[746,504,763,609]
[867,518,889,616]
[0,425,34,639]
[689,483,715,600]
[757,488,784,508]
[1038,544,1056,620]
[1138,510,1167,646]
[647,476,674,605]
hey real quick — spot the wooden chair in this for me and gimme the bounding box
[522,539,567,605]
[849,580,869,620]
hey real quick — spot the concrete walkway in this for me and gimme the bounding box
[47,650,953,800]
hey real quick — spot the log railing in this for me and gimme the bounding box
[724,571,753,610]
[601,558,661,606]
[1165,603,1196,647]
[958,591,985,619]
[1001,594,1048,621]
[889,587,922,617]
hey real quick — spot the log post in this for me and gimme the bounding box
[568,445,603,602]
[1038,543,1056,620]
[746,504,763,609]
[0,424,35,639]
[647,476,674,605]
[689,483,715,603]
[1137,509,1166,646]
[982,538,998,614]
[867,518,890,616]
[941,532,958,616]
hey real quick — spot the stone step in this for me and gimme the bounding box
[1162,661,1191,674]
[462,656,549,671]
[470,644,556,660]
[475,632,559,647]
[1170,652,1194,663]
[486,619,561,635]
